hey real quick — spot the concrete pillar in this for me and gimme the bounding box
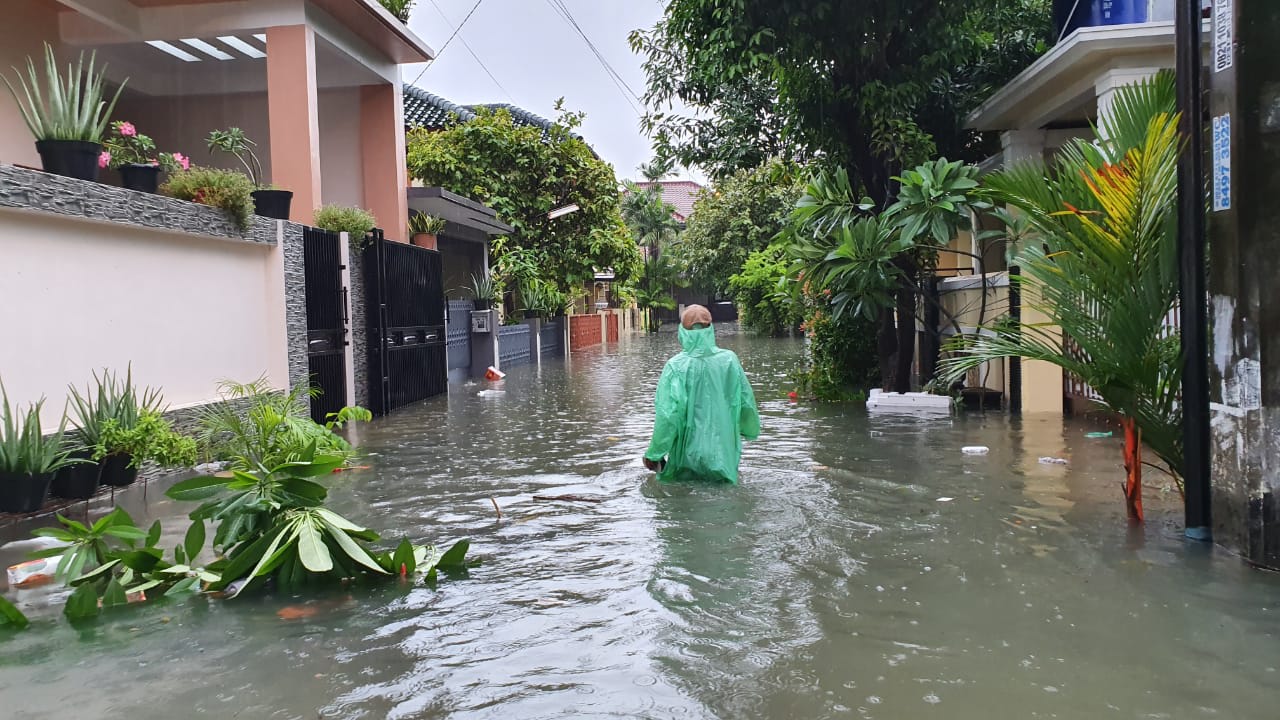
[360,83,409,242]
[1207,0,1280,568]
[1001,129,1063,415]
[469,309,497,377]
[1095,67,1162,140]
[266,25,322,224]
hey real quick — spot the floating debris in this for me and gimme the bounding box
[1038,457,1069,465]
[937,497,955,503]
[961,446,990,455]
[1085,431,1113,439]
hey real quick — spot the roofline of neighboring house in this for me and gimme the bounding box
[967,20,1209,132]
[313,0,435,63]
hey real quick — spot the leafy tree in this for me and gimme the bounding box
[406,104,641,294]
[670,160,803,297]
[635,252,685,332]
[940,73,1182,522]
[630,0,1052,197]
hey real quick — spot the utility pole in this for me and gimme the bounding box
[1175,0,1211,541]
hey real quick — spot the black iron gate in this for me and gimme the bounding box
[303,226,348,424]
[364,229,447,416]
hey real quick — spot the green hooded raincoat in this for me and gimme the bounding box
[644,324,760,483]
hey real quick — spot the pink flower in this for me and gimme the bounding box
[172,152,190,170]
[98,151,111,169]
[118,122,137,137]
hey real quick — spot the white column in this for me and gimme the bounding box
[1001,129,1046,166]
[1095,67,1162,140]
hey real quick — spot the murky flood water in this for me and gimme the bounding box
[2,328,1278,719]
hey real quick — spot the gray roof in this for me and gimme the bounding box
[403,85,583,144]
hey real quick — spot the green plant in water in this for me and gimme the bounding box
[1,43,125,142]
[28,507,149,584]
[161,166,256,231]
[95,410,196,469]
[0,382,77,476]
[409,213,446,236]
[315,205,379,248]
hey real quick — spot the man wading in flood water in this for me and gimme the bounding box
[643,305,760,483]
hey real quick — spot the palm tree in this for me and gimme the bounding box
[939,72,1181,522]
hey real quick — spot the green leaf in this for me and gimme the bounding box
[126,578,164,596]
[165,474,234,502]
[164,576,199,598]
[437,539,470,569]
[296,523,333,573]
[102,526,148,542]
[70,559,119,586]
[27,545,72,559]
[391,538,416,576]
[146,520,162,548]
[63,583,100,620]
[100,578,128,608]
[116,549,164,573]
[0,595,30,629]
[322,525,387,575]
[184,520,205,562]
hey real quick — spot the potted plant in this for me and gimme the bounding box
[206,127,292,219]
[94,409,196,487]
[160,166,255,231]
[409,213,446,249]
[54,373,116,500]
[0,384,77,513]
[314,204,378,247]
[1,43,126,181]
[100,120,189,193]
[469,272,499,310]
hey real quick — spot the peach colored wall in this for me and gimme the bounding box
[359,83,408,240]
[0,209,289,427]
[266,25,322,224]
[0,1,64,168]
[318,87,364,209]
[114,93,273,178]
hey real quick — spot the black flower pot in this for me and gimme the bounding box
[51,451,102,500]
[35,140,102,182]
[119,163,161,194]
[99,453,138,487]
[473,300,492,311]
[251,189,293,220]
[0,471,53,514]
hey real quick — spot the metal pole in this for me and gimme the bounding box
[1176,0,1212,541]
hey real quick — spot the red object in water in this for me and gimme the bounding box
[1121,416,1144,522]
[277,605,319,620]
[787,391,798,402]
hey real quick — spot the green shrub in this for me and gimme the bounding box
[794,309,881,402]
[729,245,801,336]
[161,166,255,231]
[315,204,377,246]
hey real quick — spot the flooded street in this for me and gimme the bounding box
[2,328,1278,719]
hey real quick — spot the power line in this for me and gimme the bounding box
[542,0,643,115]
[407,0,487,89]
[424,0,513,101]
[550,0,643,104]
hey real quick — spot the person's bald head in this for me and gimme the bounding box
[681,305,713,329]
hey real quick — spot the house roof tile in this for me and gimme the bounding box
[632,180,705,222]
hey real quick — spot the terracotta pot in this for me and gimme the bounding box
[411,233,437,250]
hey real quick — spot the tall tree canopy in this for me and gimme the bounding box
[670,159,802,297]
[406,105,641,292]
[630,0,1052,194]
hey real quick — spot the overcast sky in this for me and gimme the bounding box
[401,0,705,185]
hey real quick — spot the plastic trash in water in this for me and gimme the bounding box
[7,558,57,588]
[961,446,990,455]
[484,366,506,381]
[477,389,506,397]
[1039,457,1069,465]
[1085,431,1113,439]
[937,497,955,503]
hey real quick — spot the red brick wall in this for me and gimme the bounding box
[569,314,602,351]
[606,313,619,343]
